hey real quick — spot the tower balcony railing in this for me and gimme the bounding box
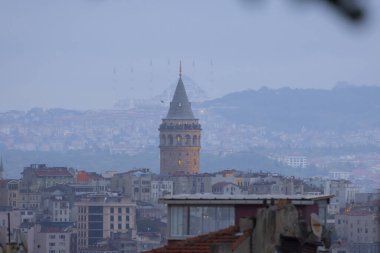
[159,123,201,130]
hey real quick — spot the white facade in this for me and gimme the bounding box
[329,171,351,180]
[284,156,308,168]
[212,182,242,195]
[52,197,70,222]
[335,210,380,253]
[325,180,360,214]
[34,228,71,253]
[151,180,173,202]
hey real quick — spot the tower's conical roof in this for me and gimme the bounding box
[166,77,195,119]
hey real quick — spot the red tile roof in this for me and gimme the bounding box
[143,225,252,253]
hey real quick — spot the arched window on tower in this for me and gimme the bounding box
[176,135,182,145]
[161,135,166,146]
[185,135,191,145]
[168,135,173,146]
[193,135,197,146]
[178,159,182,167]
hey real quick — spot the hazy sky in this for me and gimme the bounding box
[1,0,379,111]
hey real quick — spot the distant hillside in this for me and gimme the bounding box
[201,85,380,131]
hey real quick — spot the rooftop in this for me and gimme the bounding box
[33,167,73,177]
[144,225,251,253]
[161,193,333,205]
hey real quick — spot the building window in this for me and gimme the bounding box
[110,224,114,230]
[193,135,197,145]
[185,135,191,145]
[110,207,114,213]
[118,224,122,230]
[176,135,182,145]
[168,135,173,145]
[118,216,122,222]
[118,208,122,213]
[161,135,166,145]
[178,159,182,167]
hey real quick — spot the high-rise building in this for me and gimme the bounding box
[159,65,201,175]
[75,195,136,249]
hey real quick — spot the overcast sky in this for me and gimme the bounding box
[0,0,379,111]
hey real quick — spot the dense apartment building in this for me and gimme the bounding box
[0,179,20,208]
[111,168,152,202]
[325,179,359,214]
[33,224,75,253]
[283,155,308,168]
[21,164,74,190]
[42,195,71,222]
[150,178,173,202]
[171,174,213,194]
[75,195,136,250]
[212,182,242,195]
[335,208,380,253]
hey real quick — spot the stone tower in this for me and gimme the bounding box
[159,67,201,175]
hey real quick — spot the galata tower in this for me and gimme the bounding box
[159,65,201,175]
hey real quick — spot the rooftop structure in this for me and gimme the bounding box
[147,194,333,253]
[160,193,332,241]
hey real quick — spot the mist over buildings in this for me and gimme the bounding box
[1,0,379,110]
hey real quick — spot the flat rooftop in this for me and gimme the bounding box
[161,193,333,205]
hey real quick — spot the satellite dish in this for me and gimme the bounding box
[310,213,322,239]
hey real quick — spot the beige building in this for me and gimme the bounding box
[111,168,152,202]
[75,195,136,249]
[0,179,20,209]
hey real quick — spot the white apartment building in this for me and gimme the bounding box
[335,209,380,253]
[151,179,173,202]
[325,179,359,215]
[284,156,308,168]
[34,224,72,253]
[51,196,70,222]
[329,171,351,180]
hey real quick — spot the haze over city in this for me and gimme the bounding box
[0,1,380,253]
[1,0,380,111]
